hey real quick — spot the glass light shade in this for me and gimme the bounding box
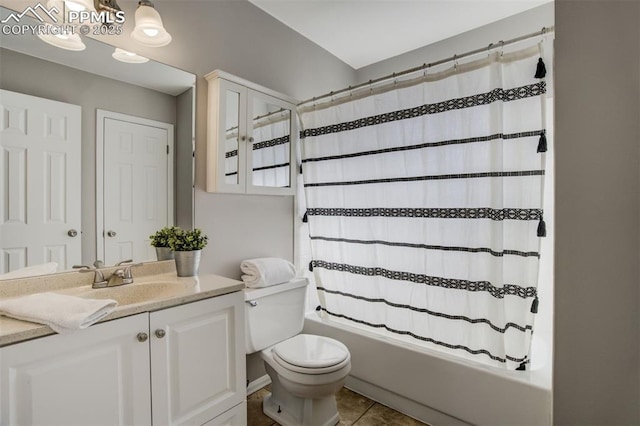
[112,48,149,64]
[38,25,86,51]
[64,0,94,12]
[131,4,171,47]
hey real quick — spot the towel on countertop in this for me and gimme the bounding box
[0,262,58,280]
[241,257,296,288]
[0,292,118,334]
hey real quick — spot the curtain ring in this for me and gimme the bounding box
[369,79,373,94]
[392,72,397,85]
[499,40,505,57]
[453,54,458,71]
[487,43,494,57]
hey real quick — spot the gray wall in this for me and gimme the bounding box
[0,48,178,265]
[554,1,640,424]
[81,0,357,279]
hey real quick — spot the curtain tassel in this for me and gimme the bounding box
[537,130,547,153]
[534,58,547,78]
[302,211,308,223]
[308,261,314,272]
[537,216,547,237]
[315,305,322,312]
[516,362,527,371]
[531,296,539,313]
[299,164,303,174]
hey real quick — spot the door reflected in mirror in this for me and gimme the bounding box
[250,98,291,189]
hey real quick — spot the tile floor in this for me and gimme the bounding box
[247,386,428,425]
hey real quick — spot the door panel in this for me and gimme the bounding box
[0,314,151,426]
[0,90,81,273]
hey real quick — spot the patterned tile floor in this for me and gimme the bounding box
[247,386,428,425]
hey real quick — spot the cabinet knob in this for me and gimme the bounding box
[249,137,255,143]
[136,332,149,343]
[155,329,166,339]
[240,136,247,142]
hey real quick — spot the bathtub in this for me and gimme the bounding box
[303,313,552,426]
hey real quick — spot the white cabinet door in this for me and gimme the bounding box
[203,401,247,426]
[150,292,246,426]
[0,89,81,273]
[0,314,151,426]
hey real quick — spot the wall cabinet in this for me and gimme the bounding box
[0,292,245,426]
[205,70,298,195]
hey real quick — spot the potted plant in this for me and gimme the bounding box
[168,228,208,277]
[150,226,180,261]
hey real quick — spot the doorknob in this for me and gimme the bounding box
[106,230,117,238]
[67,229,78,237]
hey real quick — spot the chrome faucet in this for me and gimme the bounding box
[106,260,143,287]
[73,262,108,288]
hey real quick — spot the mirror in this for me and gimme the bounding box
[224,90,240,185]
[0,6,196,278]
[250,98,291,189]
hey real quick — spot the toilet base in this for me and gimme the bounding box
[263,392,340,426]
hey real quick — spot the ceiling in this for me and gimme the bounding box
[248,0,552,69]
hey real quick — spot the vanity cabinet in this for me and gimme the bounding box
[205,70,298,195]
[0,292,245,426]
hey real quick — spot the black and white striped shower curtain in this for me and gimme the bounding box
[298,45,548,370]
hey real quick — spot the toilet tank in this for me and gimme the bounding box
[244,278,308,354]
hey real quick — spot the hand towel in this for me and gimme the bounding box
[0,292,118,334]
[0,262,58,280]
[241,257,296,288]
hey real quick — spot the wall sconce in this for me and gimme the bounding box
[131,0,172,47]
[38,24,86,51]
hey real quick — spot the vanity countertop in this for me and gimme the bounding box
[0,262,244,347]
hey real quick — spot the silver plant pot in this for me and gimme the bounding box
[174,250,201,277]
[155,246,175,261]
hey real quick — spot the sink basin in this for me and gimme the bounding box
[60,281,196,306]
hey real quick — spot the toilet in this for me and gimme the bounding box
[244,278,351,426]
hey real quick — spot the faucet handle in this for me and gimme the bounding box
[115,259,133,266]
[122,263,143,279]
[93,260,105,268]
[74,265,106,286]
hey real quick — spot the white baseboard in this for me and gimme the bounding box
[246,374,271,396]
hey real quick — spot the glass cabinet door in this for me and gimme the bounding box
[247,92,295,194]
[224,90,241,185]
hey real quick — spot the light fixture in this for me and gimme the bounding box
[131,0,172,47]
[112,48,149,64]
[37,24,86,51]
[64,0,94,12]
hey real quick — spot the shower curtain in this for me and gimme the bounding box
[298,45,548,370]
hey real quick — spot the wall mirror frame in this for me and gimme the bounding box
[0,6,196,278]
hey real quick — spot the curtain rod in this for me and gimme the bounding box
[298,26,554,107]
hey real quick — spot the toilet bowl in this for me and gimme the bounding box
[244,279,351,426]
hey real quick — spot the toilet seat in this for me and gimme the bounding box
[272,334,350,375]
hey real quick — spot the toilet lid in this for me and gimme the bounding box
[273,334,349,369]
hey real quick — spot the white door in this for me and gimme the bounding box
[0,313,152,426]
[0,90,81,273]
[98,111,173,266]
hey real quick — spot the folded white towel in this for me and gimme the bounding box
[0,292,118,334]
[0,262,58,280]
[241,257,296,288]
